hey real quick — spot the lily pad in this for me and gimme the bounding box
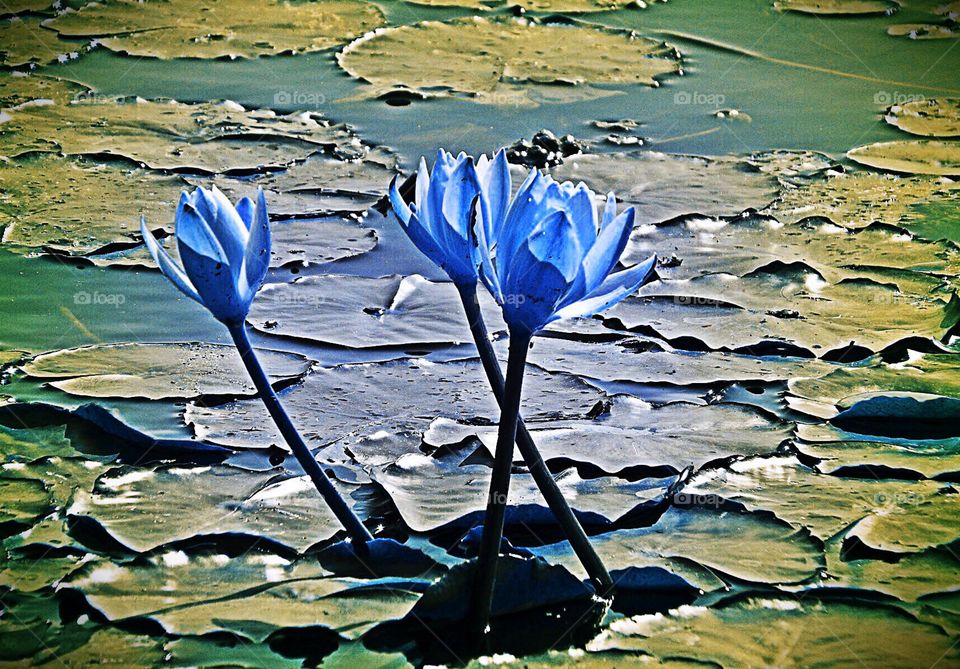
[1,0,53,17]
[68,464,362,554]
[22,343,311,401]
[610,267,953,355]
[534,505,822,585]
[0,72,86,108]
[408,0,641,10]
[847,139,960,176]
[824,539,960,601]
[186,357,604,451]
[773,0,898,14]
[686,455,953,543]
[0,154,186,255]
[550,151,780,224]
[337,18,680,106]
[249,274,505,349]
[45,0,385,60]
[0,423,74,463]
[164,636,306,669]
[590,599,960,669]
[32,627,167,668]
[885,98,960,137]
[766,169,960,230]
[0,16,76,67]
[0,475,51,529]
[887,22,958,38]
[424,396,793,477]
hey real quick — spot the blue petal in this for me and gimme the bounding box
[389,176,412,225]
[525,209,582,283]
[175,200,229,264]
[473,198,503,302]
[206,185,250,270]
[140,216,203,305]
[477,149,511,243]
[502,237,571,334]
[441,156,480,239]
[498,168,545,273]
[415,157,431,218]
[600,193,617,230]
[565,183,599,251]
[553,254,657,321]
[178,239,248,324]
[242,188,272,302]
[235,196,255,231]
[580,206,635,293]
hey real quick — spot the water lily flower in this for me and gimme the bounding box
[389,149,510,287]
[140,185,270,326]
[471,170,656,642]
[140,186,373,548]
[482,169,658,336]
[390,153,616,598]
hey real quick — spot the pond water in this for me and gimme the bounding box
[1,0,960,666]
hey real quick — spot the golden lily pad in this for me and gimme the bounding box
[407,0,642,10]
[45,0,385,60]
[887,22,957,38]
[0,16,76,67]
[0,72,85,107]
[591,599,960,669]
[1,0,53,17]
[1,88,360,171]
[847,139,960,175]
[765,169,960,229]
[0,154,186,255]
[21,343,312,401]
[885,98,960,137]
[773,0,898,13]
[337,18,680,106]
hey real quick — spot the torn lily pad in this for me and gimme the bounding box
[21,343,311,401]
[45,0,385,59]
[337,18,680,106]
[69,465,361,554]
[249,274,504,348]
[0,16,76,67]
[847,139,960,176]
[186,357,603,451]
[0,154,186,256]
[885,98,960,137]
[550,151,780,224]
[591,599,960,669]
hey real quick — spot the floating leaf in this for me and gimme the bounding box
[550,151,779,224]
[534,505,822,585]
[31,627,166,668]
[773,0,898,14]
[0,423,73,463]
[766,169,960,230]
[887,22,957,38]
[686,455,952,543]
[847,139,960,176]
[610,267,952,355]
[0,475,51,529]
[0,154,186,255]
[249,274,505,349]
[45,0,385,59]
[424,396,792,477]
[0,16,75,67]
[164,636,306,669]
[69,465,359,554]
[187,357,603,450]
[337,18,680,106]
[22,343,311,401]
[824,540,960,602]
[885,98,960,137]
[590,599,960,669]
[1,0,54,17]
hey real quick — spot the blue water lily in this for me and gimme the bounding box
[482,169,657,335]
[389,149,510,286]
[140,185,373,548]
[140,185,270,326]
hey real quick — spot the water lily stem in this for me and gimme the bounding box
[472,325,531,642]
[458,284,614,595]
[228,322,373,547]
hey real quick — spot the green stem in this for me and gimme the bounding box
[228,322,373,547]
[458,284,614,595]
[472,326,531,643]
